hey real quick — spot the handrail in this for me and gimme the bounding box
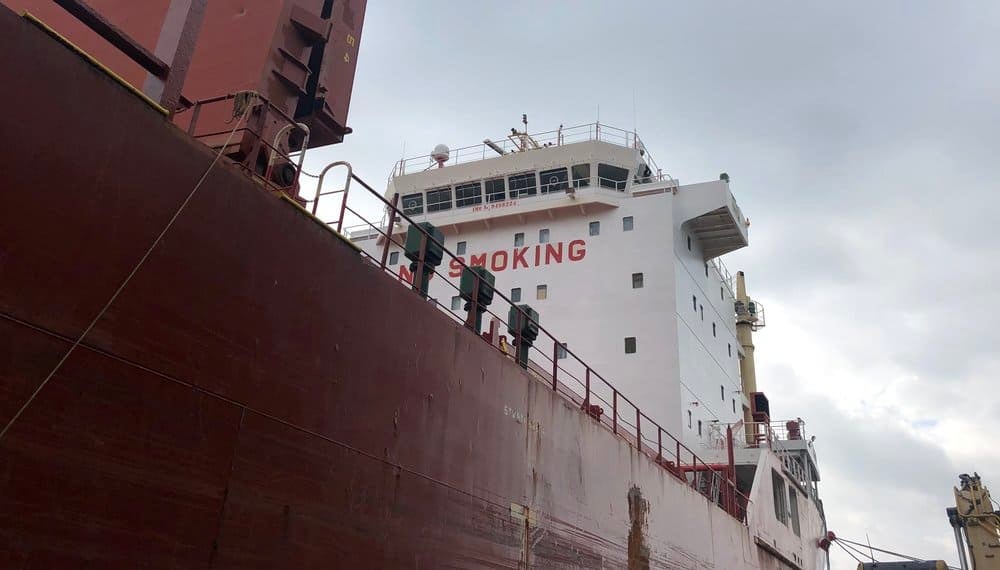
[304,163,752,523]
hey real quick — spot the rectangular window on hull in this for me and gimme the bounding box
[557,343,568,359]
[450,296,462,311]
[402,193,424,215]
[455,182,482,208]
[485,178,506,202]
[539,229,550,243]
[772,470,788,525]
[511,288,521,302]
[456,241,467,255]
[514,232,524,247]
[536,284,547,300]
[572,163,591,188]
[632,273,643,289]
[508,172,537,198]
[598,163,629,190]
[789,488,801,536]
[539,167,569,193]
[623,216,634,231]
[589,221,600,236]
[624,337,636,354]
[426,187,452,212]
[389,251,400,265]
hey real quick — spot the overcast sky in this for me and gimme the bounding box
[306,2,1000,566]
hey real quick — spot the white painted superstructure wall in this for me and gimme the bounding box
[359,174,746,448]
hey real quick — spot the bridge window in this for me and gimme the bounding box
[514,232,524,246]
[511,287,521,302]
[622,216,634,231]
[426,187,452,212]
[539,228,550,243]
[455,182,482,208]
[457,241,467,255]
[624,337,636,354]
[598,163,629,190]
[389,251,399,265]
[539,167,569,193]
[589,221,600,236]
[508,172,537,198]
[402,192,424,215]
[572,163,591,187]
[485,178,506,202]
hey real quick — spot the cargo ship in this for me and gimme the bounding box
[0,1,830,568]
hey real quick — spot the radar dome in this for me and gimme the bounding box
[431,144,450,165]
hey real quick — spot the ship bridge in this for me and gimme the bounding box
[376,123,672,234]
[357,123,749,257]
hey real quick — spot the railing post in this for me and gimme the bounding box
[379,194,399,269]
[635,409,641,453]
[186,101,202,135]
[612,390,618,435]
[550,340,559,391]
[584,367,591,409]
[676,441,681,471]
[657,428,662,461]
[336,175,353,232]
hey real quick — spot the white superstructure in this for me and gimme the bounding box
[358,123,748,449]
[354,122,829,569]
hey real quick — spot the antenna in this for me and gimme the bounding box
[632,89,637,134]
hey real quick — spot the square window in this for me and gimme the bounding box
[536,284,547,300]
[623,216,634,231]
[598,163,629,190]
[556,343,568,359]
[632,272,643,289]
[624,337,636,354]
[539,167,569,193]
[455,182,483,208]
[589,221,600,236]
[426,187,452,212]
[511,287,522,302]
[508,172,537,198]
[389,251,400,265]
[450,295,462,311]
[402,193,424,215]
[572,163,591,188]
[514,232,524,247]
[539,229,550,243]
[457,241,467,255]
[485,178,506,202]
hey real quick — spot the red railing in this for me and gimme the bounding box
[306,169,750,523]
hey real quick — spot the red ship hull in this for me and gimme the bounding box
[0,8,750,568]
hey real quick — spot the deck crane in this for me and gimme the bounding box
[947,473,1000,570]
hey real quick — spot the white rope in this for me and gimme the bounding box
[0,94,256,441]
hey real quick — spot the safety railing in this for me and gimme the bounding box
[390,122,666,184]
[174,92,310,192]
[303,165,751,523]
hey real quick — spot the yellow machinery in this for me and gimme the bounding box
[948,473,1000,569]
